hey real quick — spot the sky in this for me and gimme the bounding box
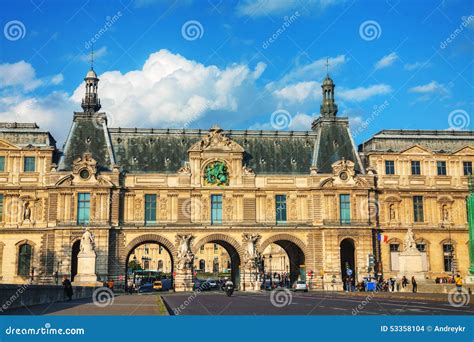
[0,0,473,147]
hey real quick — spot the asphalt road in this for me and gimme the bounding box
[162,291,474,316]
[2,291,474,316]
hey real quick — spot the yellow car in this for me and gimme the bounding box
[153,280,163,291]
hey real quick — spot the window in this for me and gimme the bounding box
[385,160,395,175]
[411,160,421,175]
[275,195,287,223]
[77,193,90,225]
[144,194,157,224]
[18,243,32,276]
[158,260,163,271]
[413,196,424,222]
[211,194,222,224]
[144,244,149,255]
[200,245,204,252]
[0,194,3,222]
[437,161,447,176]
[199,259,205,271]
[339,194,350,224]
[23,157,35,172]
[213,257,219,273]
[214,243,218,253]
[389,244,400,252]
[464,161,472,176]
[416,243,426,252]
[159,246,163,254]
[443,243,454,272]
[0,156,5,172]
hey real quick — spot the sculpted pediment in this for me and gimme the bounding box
[399,144,432,155]
[0,139,20,150]
[55,153,114,187]
[451,146,474,156]
[319,158,370,188]
[188,126,244,153]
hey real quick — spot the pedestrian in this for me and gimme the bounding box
[107,279,114,291]
[411,276,417,293]
[402,276,408,288]
[62,275,73,301]
[455,274,463,292]
[390,278,395,292]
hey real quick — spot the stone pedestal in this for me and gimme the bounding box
[174,269,193,292]
[240,267,259,291]
[73,252,101,286]
[397,249,426,282]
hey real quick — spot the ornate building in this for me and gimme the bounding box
[0,66,471,290]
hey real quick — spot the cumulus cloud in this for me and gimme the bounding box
[272,81,321,104]
[70,49,266,128]
[336,84,392,102]
[374,52,398,70]
[0,61,43,91]
[236,0,341,17]
[409,81,448,94]
[404,60,433,71]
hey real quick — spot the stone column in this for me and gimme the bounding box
[467,181,474,283]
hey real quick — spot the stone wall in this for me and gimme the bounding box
[0,284,99,312]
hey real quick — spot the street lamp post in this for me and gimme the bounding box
[269,254,273,288]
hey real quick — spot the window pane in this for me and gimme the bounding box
[275,195,287,223]
[411,161,421,175]
[18,244,32,276]
[385,160,395,175]
[437,161,447,175]
[211,195,222,224]
[144,194,157,224]
[77,193,90,225]
[389,244,399,252]
[413,196,424,222]
[464,161,472,176]
[23,157,35,172]
[0,156,5,172]
[340,194,350,224]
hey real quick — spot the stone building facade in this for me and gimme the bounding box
[0,67,471,290]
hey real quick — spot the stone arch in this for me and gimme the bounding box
[192,233,244,258]
[125,234,176,258]
[192,233,244,286]
[15,239,36,278]
[258,234,307,254]
[337,235,360,248]
[259,234,307,284]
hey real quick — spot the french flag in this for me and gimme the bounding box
[378,233,388,243]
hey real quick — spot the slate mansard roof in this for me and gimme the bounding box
[359,130,474,154]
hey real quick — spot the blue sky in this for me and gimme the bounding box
[0,0,473,146]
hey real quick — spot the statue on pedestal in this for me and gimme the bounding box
[404,227,417,252]
[73,227,100,285]
[80,227,95,255]
[243,233,260,268]
[176,234,194,270]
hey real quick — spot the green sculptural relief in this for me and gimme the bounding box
[204,161,229,186]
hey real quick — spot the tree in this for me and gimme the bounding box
[128,260,142,272]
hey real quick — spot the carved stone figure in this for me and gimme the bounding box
[403,227,417,252]
[389,204,396,221]
[242,164,254,175]
[243,233,260,260]
[176,234,194,270]
[442,205,449,222]
[80,227,95,255]
[23,202,31,221]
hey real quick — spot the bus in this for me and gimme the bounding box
[129,270,173,292]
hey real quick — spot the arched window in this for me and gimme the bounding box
[443,243,454,272]
[213,257,219,273]
[158,260,163,271]
[18,243,32,276]
[199,259,205,271]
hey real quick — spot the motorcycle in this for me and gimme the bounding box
[222,281,234,297]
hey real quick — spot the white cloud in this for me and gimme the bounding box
[79,46,107,63]
[289,112,313,130]
[272,81,320,104]
[409,81,448,94]
[277,55,346,85]
[404,60,433,71]
[338,84,392,102]
[0,50,267,143]
[0,61,43,91]
[374,52,398,70]
[236,0,341,17]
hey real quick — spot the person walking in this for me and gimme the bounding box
[411,276,417,293]
[402,276,408,288]
[455,274,463,292]
[62,275,73,301]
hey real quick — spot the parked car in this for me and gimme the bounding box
[292,280,308,292]
[205,279,218,290]
[138,282,154,293]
